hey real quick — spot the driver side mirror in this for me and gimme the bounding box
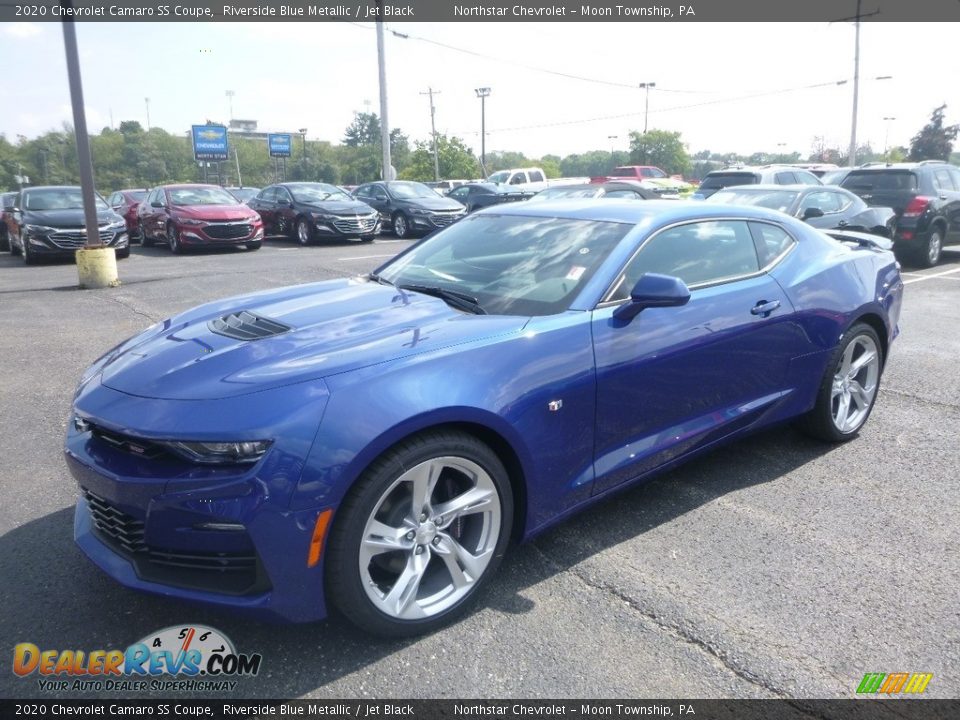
[801,206,824,220]
[613,273,691,322]
[151,201,164,208]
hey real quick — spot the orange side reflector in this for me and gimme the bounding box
[307,509,333,568]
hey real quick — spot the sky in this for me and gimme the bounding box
[1,20,959,161]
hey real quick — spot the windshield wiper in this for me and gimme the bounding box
[368,272,394,286]
[398,284,486,315]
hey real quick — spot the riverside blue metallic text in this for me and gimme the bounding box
[66,200,903,636]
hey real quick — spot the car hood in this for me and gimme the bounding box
[99,278,528,400]
[24,209,119,227]
[303,199,375,215]
[398,196,464,211]
[171,204,257,221]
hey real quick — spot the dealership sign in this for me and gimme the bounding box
[191,125,228,161]
[268,133,292,158]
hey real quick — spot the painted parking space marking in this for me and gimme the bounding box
[903,267,960,285]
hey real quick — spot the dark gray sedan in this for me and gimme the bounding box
[707,184,896,238]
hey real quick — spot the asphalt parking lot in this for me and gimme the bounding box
[0,239,958,701]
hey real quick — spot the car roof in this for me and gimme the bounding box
[713,184,827,192]
[847,162,945,172]
[486,198,792,225]
[159,183,226,190]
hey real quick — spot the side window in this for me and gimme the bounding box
[275,187,292,204]
[372,186,388,200]
[775,172,798,184]
[800,191,841,214]
[604,189,641,199]
[528,170,545,182]
[749,222,795,267]
[832,190,853,212]
[259,187,276,203]
[640,168,653,177]
[354,185,370,199]
[934,169,955,191]
[948,168,960,191]
[108,193,120,207]
[794,171,821,186]
[650,168,668,178]
[449,187,468,202]
[610,220,761,301]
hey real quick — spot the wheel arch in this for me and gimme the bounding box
[850,311,889,368]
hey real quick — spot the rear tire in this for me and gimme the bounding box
[139,222,154,248]
[116,247,130,260]
[326,431,513,637]
[392,212,411,239]
[796,322,883,442]
[246,241,261,251]
[22,236,36,265]
[916,227,943,268]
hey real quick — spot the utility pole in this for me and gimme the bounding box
[639,82,656,134]
[144,97,151,131]
[475,87,491,174]
[375,6,393,181]
[883,116,896,158]
[421,87,441,182]
[847,0,861,167]
[226,90,235,123]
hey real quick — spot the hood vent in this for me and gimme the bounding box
[208,311,292,341]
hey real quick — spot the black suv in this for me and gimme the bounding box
[840,161,960,267]
[694,165,822,199]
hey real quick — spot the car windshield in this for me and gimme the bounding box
[23,188,109,211]
[819,170,848,185]
[228,188,258,202]
[531,187,599,201]
[168,187,239,206]
[125,190,147,201]
[699,173,759,191]
[389,182,442,200]
[290,184,351,203]
[376,214,630,316]
[710,189,799,212]
[486,172,510,184]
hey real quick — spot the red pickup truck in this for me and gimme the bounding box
[590,166,670,183]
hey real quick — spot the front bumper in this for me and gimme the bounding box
[408,212,465,231]
[312,214,380,239]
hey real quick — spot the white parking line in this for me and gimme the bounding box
[337,253,398,261]
[903,267,960,285]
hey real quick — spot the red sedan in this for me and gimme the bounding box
[107,189,148,242]
[137,184,263,253]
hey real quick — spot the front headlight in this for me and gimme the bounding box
[310,212,333,223]
[177,217,204,226]
[106,219,126,230]
[161,440,272,465]
[24,224,55,236]
[408,207,430,216]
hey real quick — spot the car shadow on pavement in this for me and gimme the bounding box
[0,423,832,699]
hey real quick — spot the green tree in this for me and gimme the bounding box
[908,104,959,162]
[399,134,479,181]
[628,130,691,176]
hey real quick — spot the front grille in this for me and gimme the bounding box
[48,228,114,249]
[208,310,291,341]
[203,222,252,240]
[147,548,257,574]
[89,422,167,459]
[331,215,378,235]
[84,489,146,553]
[429,212,463,228]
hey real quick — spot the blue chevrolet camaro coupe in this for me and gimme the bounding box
[66,201,903,636]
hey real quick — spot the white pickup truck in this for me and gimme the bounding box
[486,167,589,193]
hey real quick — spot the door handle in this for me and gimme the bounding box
[751,300,781,317]
[837,220,848,227]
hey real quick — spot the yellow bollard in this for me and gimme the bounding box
[75,247,121,289]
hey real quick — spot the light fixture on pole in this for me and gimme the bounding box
[298,128,308,177]
[607,135,618,156]
[776,142,787,163]
[475,87,491,173]
[883,116,896,158]
[639,82,656,134]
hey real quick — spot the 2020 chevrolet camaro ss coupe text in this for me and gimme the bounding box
[66,201,903,636]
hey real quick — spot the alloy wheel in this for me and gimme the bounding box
[297,219,311,245]
[358,456,501,620]
[927,230,943,266]
[830,334,880,434]
[393,214,408,238]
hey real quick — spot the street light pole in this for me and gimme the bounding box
[375,7,393,181]
[777,142,787,163]
[475,87,491,174]
[298,128,307,179]
[144,97,151,131]
[883,116,896,158]
[608,135,618,157]
[639,82,656,134]
[225,90,235,123]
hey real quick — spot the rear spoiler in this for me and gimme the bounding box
[823,229,893,252]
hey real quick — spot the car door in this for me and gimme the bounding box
[936,168,960,243]
[363,185,392,224]
[143,188,164,241]
[273,186,295,234]
[448,186,473,211]
[251,186,276,231]
[797,189,844,229]
[591,218,800,494]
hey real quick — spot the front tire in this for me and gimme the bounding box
[139,222,154,248]
[797,322,883,442]
[167,223,183,254]
[22,236,36,265]
[326,431,513,637]
[392,212,411,239]
[116,247,130,260]
[296,217,313,246]
[0,226,8,252]
[246,240,261,251]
